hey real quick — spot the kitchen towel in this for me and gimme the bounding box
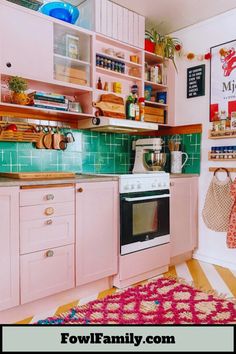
[227,178,236,248]
[202,174,232,232]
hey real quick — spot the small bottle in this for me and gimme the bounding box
[233,146,236,158]
[215,146,220,159]
[103,82,109,91]
[228,146,233,159]
[126,95,135,120]
[211,147,216,159]
[97,77,103,90]
[96,55,100,67]
[138,97,145,122]
[134,98,140,121]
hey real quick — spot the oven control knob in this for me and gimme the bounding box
[152,183,157,188]
[131,184,135,190]
[158,182,162,187]
[124,184,130,190]
[137,183,141,189]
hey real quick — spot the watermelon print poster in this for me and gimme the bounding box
[210,39,236,122]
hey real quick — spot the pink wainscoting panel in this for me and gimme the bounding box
[76,181,119,286]
[0,187,19,311]
[20,245,75,304]
[20,215,75,254]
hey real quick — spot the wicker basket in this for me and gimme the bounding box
[8,0,43,11]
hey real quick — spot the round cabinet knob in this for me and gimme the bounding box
[45,219,53,225]
[45,207,54,216]
[45,194,54,201]
[45,250,54,258]
[170,182,175,187]
[6,62,12,68]
[77,188,83,193]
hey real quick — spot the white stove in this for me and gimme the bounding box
[97,172,170,194]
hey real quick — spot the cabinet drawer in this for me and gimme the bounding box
[20,245,74,304]
[20,187,75,206]
[20,215,75,254]
[20,202,74,221]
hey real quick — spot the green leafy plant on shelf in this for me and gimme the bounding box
[7,76,29,105]
[7,76,28,93]
[145,27,182,71]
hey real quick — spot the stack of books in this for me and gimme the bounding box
[33,92,68,111]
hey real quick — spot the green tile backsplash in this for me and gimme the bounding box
[0,131,201,174]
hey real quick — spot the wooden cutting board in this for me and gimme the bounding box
[0,172,76,180]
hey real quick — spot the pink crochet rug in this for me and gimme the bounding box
[37,277,236,325]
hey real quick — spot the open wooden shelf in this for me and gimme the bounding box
[145,100,168,108]
[0,103,93,128]
[209,130,236,139]
[96,66,142,81]
[144,80,167,90]
[96,51,142,68]
[144,51,168,64]
[208,152,236,161]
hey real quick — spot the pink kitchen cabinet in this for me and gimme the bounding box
[0,2,53,81]
[20,245,74,304]
[0,187,19,311]
[170,177,198,259]
[76,181,118,286]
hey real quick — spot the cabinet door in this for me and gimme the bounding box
[170,178,198,258]
[0,3,53,81]
[0,187,19,311]
[76,181,118,286]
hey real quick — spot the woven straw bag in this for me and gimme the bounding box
[202,170,232,232]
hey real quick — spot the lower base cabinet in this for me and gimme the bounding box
[20,245,74,304]
[76,181,118,286]
[0,187,19,312]
[170,177,198,259]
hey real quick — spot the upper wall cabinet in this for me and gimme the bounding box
[0,2,53,82]
[78,0,145,48]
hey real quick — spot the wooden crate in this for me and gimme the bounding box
[144,114,165,124]
[144,106,165,116]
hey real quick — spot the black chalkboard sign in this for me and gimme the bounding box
[187,64,205,98]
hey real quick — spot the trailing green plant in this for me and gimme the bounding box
[7,76,28,93]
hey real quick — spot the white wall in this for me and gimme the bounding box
[172,8,236,270]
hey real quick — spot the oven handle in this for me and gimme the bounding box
[124,194,170,202]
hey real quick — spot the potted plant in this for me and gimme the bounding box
[145,29,156,53]
[7,76,30,105]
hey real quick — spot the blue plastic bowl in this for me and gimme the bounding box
[39,2,80,24]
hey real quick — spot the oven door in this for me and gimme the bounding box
[120,190,170,255]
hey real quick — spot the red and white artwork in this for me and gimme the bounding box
[210,40,236,121]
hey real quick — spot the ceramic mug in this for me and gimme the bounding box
[171,151,188,174]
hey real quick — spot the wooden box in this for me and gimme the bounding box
[144,114,165,124]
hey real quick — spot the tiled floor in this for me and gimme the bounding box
[16,259,236,324]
